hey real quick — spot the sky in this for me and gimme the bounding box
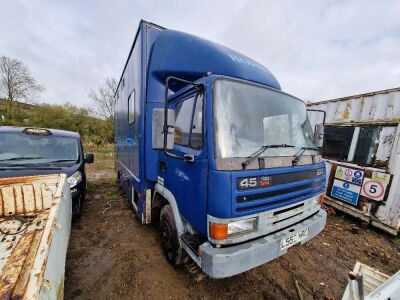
[1,0,399,106]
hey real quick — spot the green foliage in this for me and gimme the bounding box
[0,99,113,145]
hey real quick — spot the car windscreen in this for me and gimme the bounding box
[0,133,79,164]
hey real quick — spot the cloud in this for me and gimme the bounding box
[217,0,400,101]
[0,0,399,105]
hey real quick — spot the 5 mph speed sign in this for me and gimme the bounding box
[361,178,386,201]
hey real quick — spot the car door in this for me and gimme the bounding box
[159,92,208,233]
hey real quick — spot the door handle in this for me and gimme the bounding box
[160,160,167,172]
[183,154,195,163]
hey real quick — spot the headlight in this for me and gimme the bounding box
[209,217,257,240]
[228,218,257,236]
[67,171,82,188]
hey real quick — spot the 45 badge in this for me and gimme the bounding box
[237,176,271,190]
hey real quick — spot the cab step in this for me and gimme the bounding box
[180,232,206,256]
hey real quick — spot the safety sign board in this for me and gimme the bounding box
[331,179,361,205]
[371,171,391,185]
[361,178,387,201]
[334,166,364,185]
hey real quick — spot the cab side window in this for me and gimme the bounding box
[174,96,195,146]
[173,94,203,149]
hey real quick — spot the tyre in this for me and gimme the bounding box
[72,193,83,220]
[160,204,181,265]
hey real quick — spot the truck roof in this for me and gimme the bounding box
[148,29,281,92]
[116,20,281,95]
[0,126,80,138]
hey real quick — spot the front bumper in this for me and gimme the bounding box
[199,209,327,278]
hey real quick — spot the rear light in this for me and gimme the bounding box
[23,128,51,135]
[209,223,228,240]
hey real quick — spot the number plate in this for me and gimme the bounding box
[280,228,309,250]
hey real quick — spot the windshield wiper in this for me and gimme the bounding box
[0,156,45,162]
[242,144,295,170]
[292,147,319,165]
[0,164,61,170]
[47,159,76,163]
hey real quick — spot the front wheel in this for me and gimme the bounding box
[72,193,83,220]
[160,204,181,265]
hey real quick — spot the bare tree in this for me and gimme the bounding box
[0,56,44,110]
[88,77,117,119]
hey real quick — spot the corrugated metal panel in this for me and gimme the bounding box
[308,87,400,125]
[375,127,397,165]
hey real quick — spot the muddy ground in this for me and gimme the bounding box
[65,147,400,300]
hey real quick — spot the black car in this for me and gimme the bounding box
[0,126,94,218]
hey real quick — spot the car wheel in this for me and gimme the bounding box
[72,194,83,220]
[160,204,180,265]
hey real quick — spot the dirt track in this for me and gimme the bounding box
[64,149,400,299]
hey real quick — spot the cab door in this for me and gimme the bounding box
[159,92,208,234]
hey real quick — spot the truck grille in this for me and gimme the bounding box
[235,177,325,215]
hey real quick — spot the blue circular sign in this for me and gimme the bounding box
[354,171,362,178]
[343,182,350,189]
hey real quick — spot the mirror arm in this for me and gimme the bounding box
[306,109,326,125]
[163,76,202,160]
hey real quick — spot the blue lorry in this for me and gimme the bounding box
[114,20,327,278]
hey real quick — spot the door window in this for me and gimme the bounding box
[174,97,195,146]
[173,94,203,149]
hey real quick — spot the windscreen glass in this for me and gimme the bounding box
[0,133,79,164]
[213,79,317,158]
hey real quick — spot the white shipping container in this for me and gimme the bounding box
[0,174,71,299]
[307,87,400,235]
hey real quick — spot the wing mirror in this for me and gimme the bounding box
[152,108,175,150]
[85,153,94,164]
[307,109,326,149]
[314,124,324,148]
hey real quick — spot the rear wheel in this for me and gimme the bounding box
[160,204,180,265]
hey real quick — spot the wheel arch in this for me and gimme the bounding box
[153,183,185,240]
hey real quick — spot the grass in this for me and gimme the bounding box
[84,144,114,158]
[87,181,101,191]
[392,237,400,245]
[103,190,122,202]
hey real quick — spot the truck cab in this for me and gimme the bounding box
[114,21,327,278]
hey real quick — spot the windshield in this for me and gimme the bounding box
[0,133,79,164]
[213,79,317,158]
